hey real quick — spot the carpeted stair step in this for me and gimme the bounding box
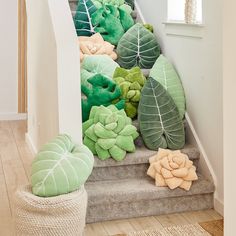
[85,175,214,223]
[88,144,200,181]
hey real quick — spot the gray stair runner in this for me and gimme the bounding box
[69,0,215,223]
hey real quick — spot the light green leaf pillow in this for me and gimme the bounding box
[138,78,185,150]
[150,55,186,119]
[117,23,161,69]
[81,55,120,89]
[31,134,94,197]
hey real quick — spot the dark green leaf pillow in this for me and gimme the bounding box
[74,0,97,36]
[31,134,94,197]
[138,78,185,150]
[150,55,186,119]
[117,23,161,69]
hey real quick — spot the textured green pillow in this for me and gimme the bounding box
[92,0,132,14]
[91,5,134,45]
[113,67,146,119]
[117,23,161,69]
[150,55,186,119]
[31,134,94,197]
[73,0,97,36]
[82,74,125,122]
[81,55,120,89]
[83,105,139,161]
[138,78,185,150]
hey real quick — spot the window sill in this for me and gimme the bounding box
[163,21,204,39]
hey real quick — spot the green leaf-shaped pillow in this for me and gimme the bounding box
[31,134,94,197]
[138,78,185,150]
[74,0,97,36]
[81,55,120,89]
[150,55,186,119]
[117,23,161,69]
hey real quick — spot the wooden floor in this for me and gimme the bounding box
[0,120,223,236]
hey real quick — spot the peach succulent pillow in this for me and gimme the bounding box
[147,149,198,191]
[79,33,117,61]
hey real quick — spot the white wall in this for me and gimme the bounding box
[223,0,236,234]
[136,0,223,210]
[26,0,82,151]
[0,1,18,118]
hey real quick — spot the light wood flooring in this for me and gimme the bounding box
[0,120,223,236]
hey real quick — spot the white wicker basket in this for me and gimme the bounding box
[14,185,87,236]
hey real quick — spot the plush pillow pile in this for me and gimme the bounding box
[92,0,132,14]
[113,67,146,118]
[117,23,161,69]
[138,77,185,150]
[147,149,198,191]
[74,0,97,36]
[31,134,94,197]
[79,33,117,61]
[150,55,186,119]
[82,74,125,122]
[81,55,119,89]
[83,105,139,161]
[91,5,134,45]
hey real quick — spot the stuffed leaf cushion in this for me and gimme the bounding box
[31,134,94,197]
[74,0,97,36]
[83,105,139,161]
[138,77,185,150]
[113,67,146,118]
[82,74,125,122]
[117,23,161,69]
[91,5,134,45]
[92,0,132,14]
[81,55,119,89]
[150,55,186,119]
[79,33,117,62]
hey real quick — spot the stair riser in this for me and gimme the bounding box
[86,193,213,223]
[88,159,199,181]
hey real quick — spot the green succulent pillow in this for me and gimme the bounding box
[31,134,94,197]
[138,78,185,150]
[113,67,146,119]
[117,23,161,69]
[83,105,139,161]
[81,55,120,89]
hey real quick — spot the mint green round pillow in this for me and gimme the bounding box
[31,134,94,197]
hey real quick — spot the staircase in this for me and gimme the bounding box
[68,0,214,223]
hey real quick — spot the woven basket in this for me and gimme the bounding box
[14,185,87,236]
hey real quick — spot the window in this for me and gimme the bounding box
[168,0,202,24]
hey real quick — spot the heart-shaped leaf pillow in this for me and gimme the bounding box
[31,134,94,197]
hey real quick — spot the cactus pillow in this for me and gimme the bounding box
[31,134,94,197]
[117,23,161,69]
[113,67,146,119]
[83,105,139,161]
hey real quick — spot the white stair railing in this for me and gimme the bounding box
[26,0,82,152]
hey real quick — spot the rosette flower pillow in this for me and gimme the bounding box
[31,134,94,197]
[83,105,139,161]
[147,149,198,191]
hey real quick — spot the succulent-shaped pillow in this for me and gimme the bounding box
[92,0,132,14]
[82,74,125,122]
[79,33,117,62]
[91,5,134,45]
[81,55,120,89]
[83,105,139,161]
[31,134,94,197]
[117,23,161,69]
[113,67,146,119]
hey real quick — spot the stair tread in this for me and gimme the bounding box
[93,144,200,168]
[86,175,214,205]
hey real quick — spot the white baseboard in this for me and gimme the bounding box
[25,132,37,155]
[0,112,27,121]
[214,198,224,216]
